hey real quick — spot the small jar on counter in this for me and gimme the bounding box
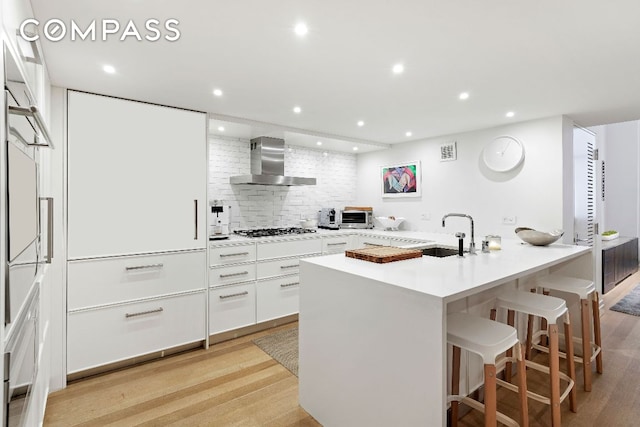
[486,235,502,250]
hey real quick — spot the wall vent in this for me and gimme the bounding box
[440,142,457,161]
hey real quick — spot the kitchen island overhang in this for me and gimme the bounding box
[298,238,592,427]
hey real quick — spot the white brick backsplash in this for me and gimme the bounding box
[209,138,357,229]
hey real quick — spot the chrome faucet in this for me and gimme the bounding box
[442,213,477,255]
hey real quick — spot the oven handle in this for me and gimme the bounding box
[8,104,54,148]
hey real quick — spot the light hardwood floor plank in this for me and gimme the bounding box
[45,272,640,426]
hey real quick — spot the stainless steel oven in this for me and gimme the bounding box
[339,210,373,229]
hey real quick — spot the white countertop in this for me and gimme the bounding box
[301,233,591,302]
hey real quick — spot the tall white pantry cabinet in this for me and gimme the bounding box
[66,91,207,375]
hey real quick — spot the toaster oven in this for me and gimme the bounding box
[339,210,373,229]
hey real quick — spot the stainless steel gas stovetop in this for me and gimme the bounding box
[233,227,317,238]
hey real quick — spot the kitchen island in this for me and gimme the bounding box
[298,235,591,427]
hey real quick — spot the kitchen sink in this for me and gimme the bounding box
[421,247,460,258]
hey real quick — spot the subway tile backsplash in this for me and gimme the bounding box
[209,137,357,230]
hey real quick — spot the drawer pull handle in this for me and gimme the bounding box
[280,282,300,288]
[219,252,250,258]
[219,271,249,278]
[327,242,347,246]
[125,307,163,318]
[363,242,383,246]
[280,264,299,269]
[125,263,164,271]
[219,291,249,299]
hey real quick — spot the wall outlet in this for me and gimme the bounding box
[502,216,517,225]
[421,212,431,221]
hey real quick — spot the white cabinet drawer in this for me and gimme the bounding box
[322,235,354,254]
[209,264,256,287]
[209,283,256,334]
[68,251,206,310]
[256,276,300,323]
[257,258,302,279]
[209,243,256,266]
[256,238,322,260]
[67,291,206,374]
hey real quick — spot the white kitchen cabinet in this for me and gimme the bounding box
[209,264,257,287]
[67,91,207,259]
[67,291,206,374]
[257,257,303,279]
[209,283,257,334]
[209,242,256,266]
[67,250,205,310]
[256,276,300,322]
[355,235,390,248]
[256,237,322,260]
[322,234,356,254]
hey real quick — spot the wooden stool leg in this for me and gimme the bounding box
[451,345,461,427]
[592,291,603,374]
[505,310,515,382]
[540,290,550,346]
[548,323,561,427]
[563,313,577,413]
[525,289,536,360]
[515,342,529,427]
[580,298,592,391]
[525,313,534,360]
[484,364,498,427]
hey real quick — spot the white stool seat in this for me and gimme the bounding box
[496,289,567,323]
[447,312,519,364]
[531,274,602,393]
[534,275,595,299]
[447,312,528,427]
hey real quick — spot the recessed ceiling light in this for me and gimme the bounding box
[293,106,302,114]
[357,120,364,127]
[405,131,412,137]
[459,92,469,100]
[213,88,223,97]
[316,141,322,146]
[506,111,515,118]
[294,22,308,36]
[353,146,359,151]
[323,152,328,157]
[103,65,116,74]
[392,63,404,74]
[217,126,225,132]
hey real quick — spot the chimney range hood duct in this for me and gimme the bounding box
[230,137,316,186]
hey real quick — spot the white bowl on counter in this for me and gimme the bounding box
[515,227,564,246]
[299,218,318,229]
[376,216,405,231]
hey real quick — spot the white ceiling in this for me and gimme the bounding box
[30,0,640,151]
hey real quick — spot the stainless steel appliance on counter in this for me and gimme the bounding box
[209,202,231,240]
[318,208,340,230]
[340,209,373,229]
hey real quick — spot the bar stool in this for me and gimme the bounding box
[532,275,602,391]
[448,312,529,427]
[493,290,577,427]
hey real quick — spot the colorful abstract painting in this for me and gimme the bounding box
[381,161,421,197]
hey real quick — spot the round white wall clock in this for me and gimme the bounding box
[482,135,525,172]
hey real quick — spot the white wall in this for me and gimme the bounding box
[354,116,568,240]
[209,137,357,229]
[602,120,640,237]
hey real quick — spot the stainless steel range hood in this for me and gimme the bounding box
[230,137,316,186]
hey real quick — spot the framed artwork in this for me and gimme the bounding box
[381,161,421,197]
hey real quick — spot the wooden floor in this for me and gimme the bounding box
[45,272,640,426]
